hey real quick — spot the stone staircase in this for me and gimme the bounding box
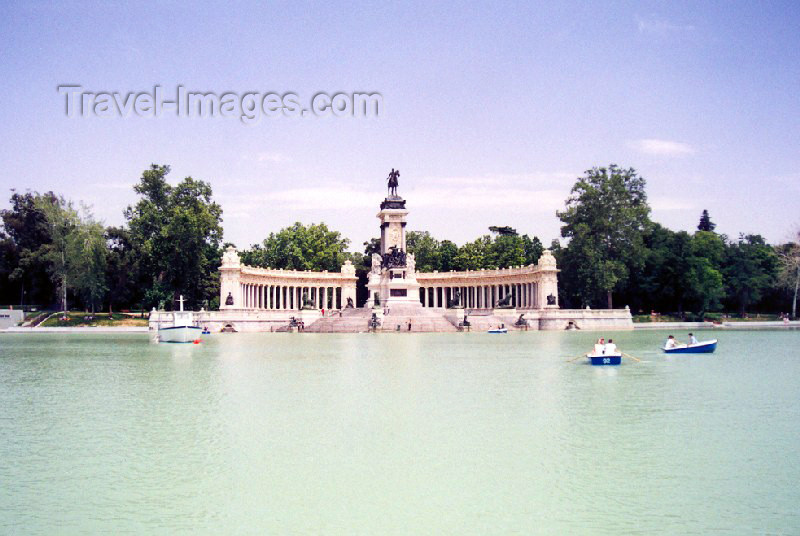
[305,305,459,333]
[304,308,374,333]
[304,306,536,333]
[377,304,458,333]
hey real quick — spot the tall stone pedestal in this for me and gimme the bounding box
[366,194,423,310]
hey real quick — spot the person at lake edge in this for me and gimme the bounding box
[604,339,617,354]
[594,338,605,355]
[665,335,677,349]
[688,333,698,345]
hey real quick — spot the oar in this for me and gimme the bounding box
[566,353,588,362]
[622,352,641,362]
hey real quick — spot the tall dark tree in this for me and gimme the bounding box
[125,165,223,309]
[698,210,716,232]
[557,165,651,308]
[776,234,800,318]
[439,240,458,271]
[723,234,779,315]
[0,191,57,306]
[105,226,144,312]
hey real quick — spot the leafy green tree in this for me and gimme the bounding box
[34,196,108,312]
[125,165,223,309]
[723,234,779,315]
[242,222,349,272]
[487,233,526,268]
[0,230,15,304]
[776,236,800,318]
[557,165,651,308]
[453,235,492,270]
[105,226,143,312]
[687,231,726,315]
[35,195,79,311]
[521,234,544,265]
[439,240,458,271]
[406,231,442,272]
[72,218,108,312]
[0,191,57,306]
[697,210,716,232]
[362,237,381,258]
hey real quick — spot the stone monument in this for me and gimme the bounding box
[366,169,422,309]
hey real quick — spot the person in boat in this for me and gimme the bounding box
[665,335,678,349]
[593,338,605,355]
[604,338,617,354]
[688,333,698,345]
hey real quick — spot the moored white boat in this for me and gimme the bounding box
[158,296,202,343]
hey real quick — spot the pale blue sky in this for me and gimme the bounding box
[1,1,798,249]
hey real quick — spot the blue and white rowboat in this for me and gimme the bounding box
[587,353,622,365]
[488,328,508,334]
[662,339,717,354]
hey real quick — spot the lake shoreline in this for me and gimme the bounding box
[4,326,149,333]
[3,321,799,334]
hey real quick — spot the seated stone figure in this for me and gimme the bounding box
[495,294,514,308]
[447,289,462,308]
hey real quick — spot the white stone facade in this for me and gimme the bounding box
[415,249,560,310]
[219,245,358,311]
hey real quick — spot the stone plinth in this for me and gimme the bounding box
[444,307,467,326]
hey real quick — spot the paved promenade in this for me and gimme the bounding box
[634,321,800,330]
[4,326,149,333]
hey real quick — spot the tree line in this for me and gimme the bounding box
[1,163,798,317]
[0,165,222,312]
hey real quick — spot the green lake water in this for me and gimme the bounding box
[1,330,799,534]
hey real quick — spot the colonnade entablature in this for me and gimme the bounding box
[219,246,357,311]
